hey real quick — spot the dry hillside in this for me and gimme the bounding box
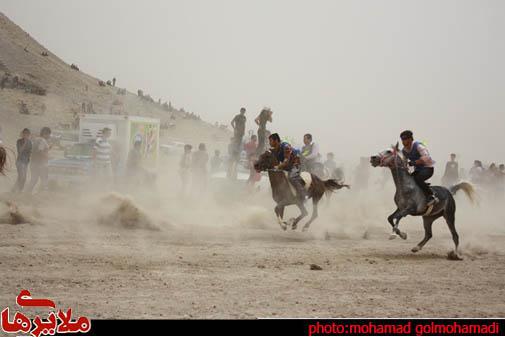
[0,11,229,148]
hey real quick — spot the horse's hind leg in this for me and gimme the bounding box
[412,216,436,252]
[444,200,461,259]
[302,196,321,232]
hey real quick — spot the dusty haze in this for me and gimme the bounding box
[2,0,504,166]
[0,0,504,319]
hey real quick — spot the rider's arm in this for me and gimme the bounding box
[416,143,434,167]
[276,147,292,170]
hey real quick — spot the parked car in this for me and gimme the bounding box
[48,142,94,186]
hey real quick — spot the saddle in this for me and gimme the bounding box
[280,171,312,197]
[268,170,312,200]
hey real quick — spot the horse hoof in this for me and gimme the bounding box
[399,232,407,240]
[411,246,420,253]
[279,223,287,231]
[389,234,397,240]
[302,226,309,232]
[447,250,463,261]
[291,223,298,230]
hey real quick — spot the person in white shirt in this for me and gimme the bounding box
[301,134,323,176]
[93,127,113,179]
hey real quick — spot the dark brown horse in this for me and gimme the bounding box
[254,151,349,231]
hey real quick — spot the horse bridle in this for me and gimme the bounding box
[377,148,405,170]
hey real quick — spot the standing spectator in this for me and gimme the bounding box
[227,137,240,180]
[442,153,459,187]
[26,127,52,193]
[12,128,32,192]
[210,150,223,173]
[469,160,484,185]
[192,143,209,193]
[486,163,502,197]
[244,135,258,159]
[231,107,247,145]
[254,108,273,154]
[112,77,116,86]
[179,144,192,196]
[244,135,260,186]
[93,127,113,183]
[324,152,337,174]
[127,140,143,179]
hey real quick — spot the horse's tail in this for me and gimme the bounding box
[450,181,476,204]
[323,179,350,194]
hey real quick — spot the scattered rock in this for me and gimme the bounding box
[310,264,323,270]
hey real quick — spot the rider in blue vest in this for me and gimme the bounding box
[400,130,438,206]
[269,133,307,202]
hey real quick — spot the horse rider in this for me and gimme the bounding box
[400,130,438,206]
[269,133,307,202]
[300,133,322,175]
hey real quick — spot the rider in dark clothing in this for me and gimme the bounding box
[269,133,306,202]
[400,130,438,206]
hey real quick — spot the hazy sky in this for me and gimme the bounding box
[2,0,504,167]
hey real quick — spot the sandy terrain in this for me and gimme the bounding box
[1,182,504,319]
[1,9,504,320]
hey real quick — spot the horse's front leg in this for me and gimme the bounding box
[288,202,309,230]
[387,208,409,240]
[275,204,287,230]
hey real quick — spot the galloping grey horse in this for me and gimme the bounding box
[370,143,475,259]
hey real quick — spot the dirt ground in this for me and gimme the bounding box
[1,184,504,319]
